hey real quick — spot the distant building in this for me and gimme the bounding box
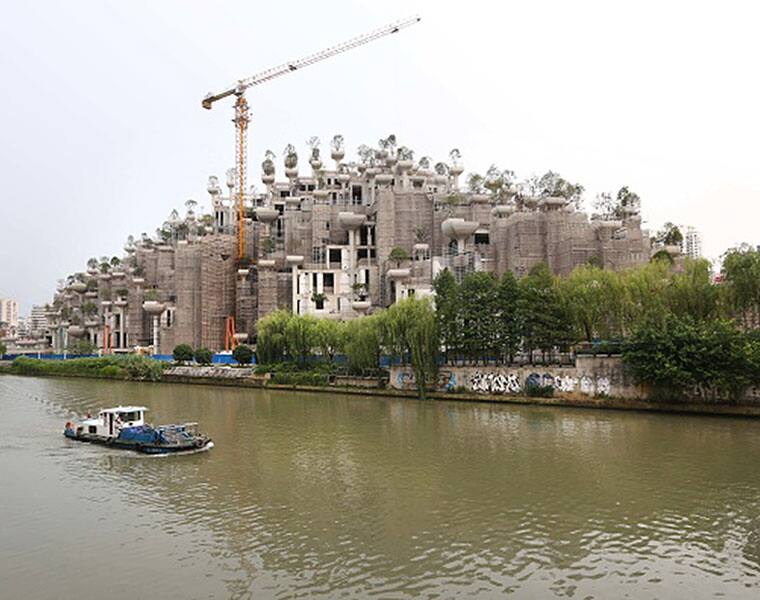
[0,298,19,328]
[29,305,49,335]
[682,227,702,259]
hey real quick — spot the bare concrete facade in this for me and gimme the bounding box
[45,143,651,353]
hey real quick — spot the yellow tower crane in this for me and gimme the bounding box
[202,15,421,261]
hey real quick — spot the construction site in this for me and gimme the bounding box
[40,17,653,355]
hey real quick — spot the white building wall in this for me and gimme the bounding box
[0,298,19,328]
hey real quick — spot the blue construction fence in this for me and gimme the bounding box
[0,352,255,365]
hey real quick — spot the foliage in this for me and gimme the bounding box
[343,315,382,374]
[623,315,754,400]
[0,341,6,356]
[532,171,584,206]
[82,302,98,316]
[518,263,574,357]
[388,247,410,264]
[194,347,213,365]
[313,319,344,362]
[722,245,760,327]
[256,310,292,364]
[11,355,164,381]
[144,289,159,301]
[172,344,194,362]
[232,344,254,365]
[67,340,96,356]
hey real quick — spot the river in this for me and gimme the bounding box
[1,375,760,598]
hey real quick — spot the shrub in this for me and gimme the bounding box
[525,384,554,398]
[194,347,213,365]
[232,344,254,365]
[173,344,194,363]
[99,365,127,379]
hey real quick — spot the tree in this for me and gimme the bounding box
[0,341,7,356]
[534,171,585,207]
[285,315,317,365]
[194,347,213,365]
[623,314,752,400]
[518,263,574,361]
[561,265,625,342]
[388,247,410,266]
[433,269,461,361]
[256,310,292,364]
[313,319,344,363]
[172,344,194,363]
[232,344,254,365]
[722,245,760,327]
[344,315,382,373]
[496,271,521,361]
[459,272,500,363]
[68,340,96,356]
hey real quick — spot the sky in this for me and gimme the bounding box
[1,0,759,313]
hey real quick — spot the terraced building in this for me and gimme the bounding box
[45,138,651,354]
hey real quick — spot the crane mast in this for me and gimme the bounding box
[202,16,421,261]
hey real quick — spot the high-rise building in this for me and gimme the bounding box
[29,305,49,335]
[0,298,19,328]
[682,227,703,259]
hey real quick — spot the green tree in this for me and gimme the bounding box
[459,272,500,363]
[433,268,461,362]
[313,318,344,363]
[388,246,410,266]
[518,263,574,361]
[68,339,96,355]
[722,245,760,327]
[256,310,292,364]
[343,315,382,373]
[0,340,7,356]
[194,347,213,365]
[172,344,194,362]
[285,314,317,365]
[496,270,521,361]
[623,314,752,400]
[232,344,254,365]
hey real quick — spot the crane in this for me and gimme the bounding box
[202,15,421,261]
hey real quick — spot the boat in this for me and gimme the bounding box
[63,406,214,455]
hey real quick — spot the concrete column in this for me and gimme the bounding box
[152,315,159,354]
[291,265,299,314]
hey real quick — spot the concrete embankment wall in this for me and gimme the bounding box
[389,356,760,405]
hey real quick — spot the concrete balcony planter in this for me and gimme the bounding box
[286,255,304,266]
[441,218,479,240]
[87,268,98,276]
[413,243,430,252]
[262,174,275,185]
[70,281,87,293]
[663,244,682,255]
[258,259,276,269]
[98,273,112,281]
[233,332,248,343]
[357,163,367,174]
[450,164,464,177]
[385,155,398,168]
[375,173,393,185]
[352,300,371,313]
[470,194,490,203]
[112,271,126,278]
[410,174,426,185]
[591,219,624,230]
[114,299,128,307]
[397,160,413,172]
[538,196,568,210]
[433,174,449,185]
[338,212,367,230]
[376,149,389,160]
[309,159,323,171]
[285,167,298,179]
[142,300,165,315]
[365,167,379,178]
[417,168,432,178]
[124,244,135,253]
[132,278,145,285]
[101,301,112,308]
[256,207,279,224]
[237,269,249,276]
[285,197,301,209]
[68,325,85,338]
[313,189,330,200]
[331,149,345,162]
[337,173,351,184]
[85,291,98,298]
[491,204,516,218]
[387,268,411,280]
[84,319,99,328]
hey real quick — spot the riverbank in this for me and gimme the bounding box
[4,358,760,418]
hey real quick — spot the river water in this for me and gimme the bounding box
[1,375,760,598]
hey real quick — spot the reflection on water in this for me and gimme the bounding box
[1,375,760,598]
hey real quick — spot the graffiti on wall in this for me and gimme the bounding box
[467,371,611,396]
[397,370,457,391]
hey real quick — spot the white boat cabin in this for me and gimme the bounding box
[81,406,147,438]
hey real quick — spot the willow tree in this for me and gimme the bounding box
[343,315,382,374]
[432,268,461,362]
[256,310,293,364]
[722,245,760,327]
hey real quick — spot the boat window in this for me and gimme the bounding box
[88,426,97,434]
[119,411,140,422]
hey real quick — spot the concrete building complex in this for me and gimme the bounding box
[44,138,652,354]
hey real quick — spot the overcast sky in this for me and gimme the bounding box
[2,0,759,313]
